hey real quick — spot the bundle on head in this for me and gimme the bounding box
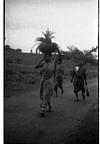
[37,42,59,54]
[35,28,59,55]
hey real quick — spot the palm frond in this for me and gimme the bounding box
[36,37,47,43]
[50,35,55,39]
[49,31,55,37]
[42,32,46,38]
[42,28,55,41]
[35,47,39,54]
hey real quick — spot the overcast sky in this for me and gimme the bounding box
[5,0,98,52]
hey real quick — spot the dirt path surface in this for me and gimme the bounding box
[4,78,98,144]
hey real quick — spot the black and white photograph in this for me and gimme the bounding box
[4,0,98,144]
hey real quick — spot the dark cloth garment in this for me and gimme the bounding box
[57,75,63,87]
[73,77,85,92]
[54,64,64,87]
[72,67,86,93]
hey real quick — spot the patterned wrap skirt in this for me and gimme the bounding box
[40,76,54,110]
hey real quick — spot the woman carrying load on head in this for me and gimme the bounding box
[70,63,88,101]
[34,28,62,117]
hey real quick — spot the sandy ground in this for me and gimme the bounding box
[4,78,98,144]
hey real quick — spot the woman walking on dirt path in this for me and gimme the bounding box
[34,28,62,117]
[71,63,88,102]
[54,57,64,97]
[35,51,61,117]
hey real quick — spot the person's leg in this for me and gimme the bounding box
[40,99,45,117]
[74,92,79,102]
[80,79,85,99]
[47,100,52,112]
[40,81,44,110]
[81,81,85,99]
[82,91,85,99]
[40,78,44,99]
[58,76,63,95]
[73,79,79,101]
[59,85,64,95]
[40,98,46,117]
[40,83,46,117]
[54,84,58,97]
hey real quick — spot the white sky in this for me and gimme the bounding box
[5,0,98,52]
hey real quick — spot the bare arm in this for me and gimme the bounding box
[34,58,44,69]
[83,69,87,85]
[70,70,76,83]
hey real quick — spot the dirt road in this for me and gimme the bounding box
[4,78,98,144]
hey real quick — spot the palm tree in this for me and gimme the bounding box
[35,28,59,54]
